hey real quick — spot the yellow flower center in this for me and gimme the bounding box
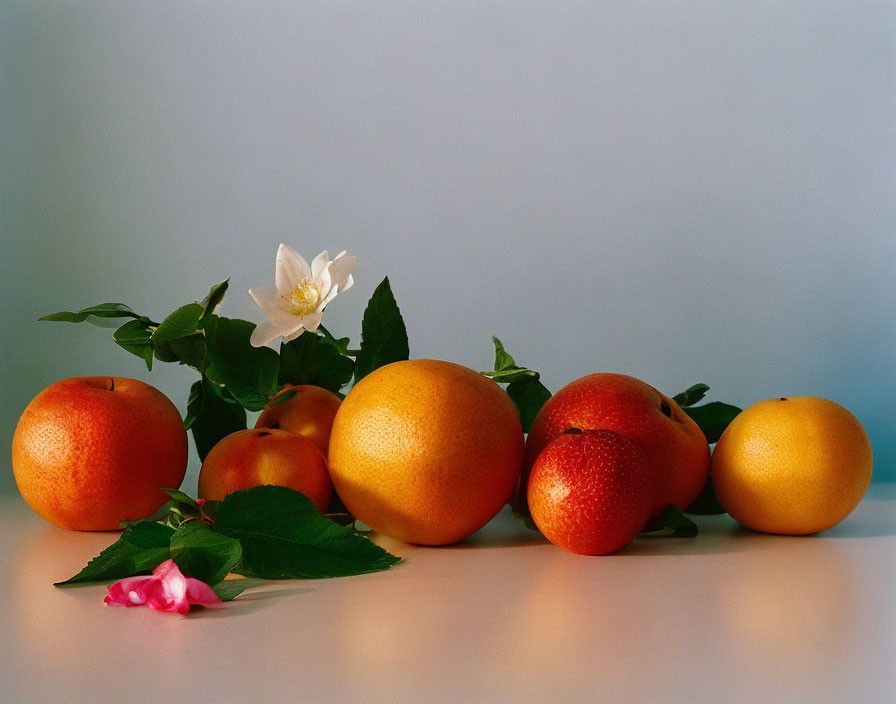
[284,279,321,316]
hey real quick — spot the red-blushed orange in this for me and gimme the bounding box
[255,384,342,457]
[12,376,188,531]
[521,373,710,522]
[528,429,653,555]
[198,428,333,512]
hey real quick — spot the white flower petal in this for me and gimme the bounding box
[250,244,356,347]
[314,262,332,305]
[328,255,357,292]
[275,243,311,295]
[282,326,307,343]
[251,321,290,347]
[310,251,330,281]
[301,310,323,332]
[319,284,340,309]
[249,287,298,328]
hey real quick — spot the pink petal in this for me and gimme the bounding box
[186,578,224,608]
[158,561,189,605]
[104,559,224,615]
[147,592,192,615]
[152,559,182,579]
[104,575,154,607]
[143,579,190,615]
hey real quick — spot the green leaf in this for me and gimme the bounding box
[170,522,242,585]
[200,279,229,322]
[213,486,401,579]
[318,324,351,355]
[203,316,280,411]
[491,335,517,371]
[200,499,220,523]
[185,377,247,461]
[487,368,541,385]
[684,477,727,515]
[151,303,204,343]
[200,499,221,523]
[279,333,354,394]
[55,521,174,586]
[40,303,143,324]
[354,277,409,382]
[643,506,699,538]
[684,401,742,444]
[267,388,298,408]
[161,488,201,509]
[512,510,541,532]
[147,301,209,369]
[506,376,552,433]
[212,578,267,602]
[153,335,206,370]
[184,380,203,431]
[672,383,710,408]
[484,337,551,433]
[113,319,154,371]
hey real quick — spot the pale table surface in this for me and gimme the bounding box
[1,486,894,704]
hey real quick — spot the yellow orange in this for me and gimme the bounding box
[328,359,524,545]
[711,396,872,534]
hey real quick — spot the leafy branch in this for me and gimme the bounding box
[42,276,411,463]
[56,486,402,599]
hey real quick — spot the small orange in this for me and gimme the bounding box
[528,429,653,555]
[255,384,342,457]
[711,396,872,534]
[198,428,332,512]
[328,359,524,545]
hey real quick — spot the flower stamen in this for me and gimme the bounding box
[284,279,321,316]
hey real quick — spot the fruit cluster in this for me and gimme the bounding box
[14,260,873,558]
[12,362,872,557]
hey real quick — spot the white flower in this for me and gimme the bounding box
[249,244,356,347]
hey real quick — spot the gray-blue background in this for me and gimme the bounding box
[2,1,893,496]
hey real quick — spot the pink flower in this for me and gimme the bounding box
[104,560,223,615]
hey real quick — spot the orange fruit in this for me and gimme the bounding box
[255,384,342,457]
[711,396,872,534]
[327,359,525,545]
[528,429,653,555]
[12,376,188,531]
[522,373,710,521]
[197,428,333,512]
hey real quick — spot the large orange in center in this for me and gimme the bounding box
[328,359,524,545]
